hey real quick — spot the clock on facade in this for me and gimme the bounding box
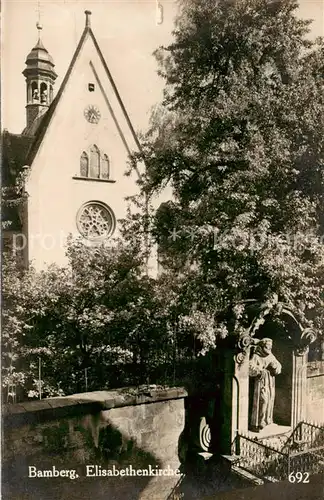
[84,104,101,124]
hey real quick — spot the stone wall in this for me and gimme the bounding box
[307,361,324,423]
[3,386,187,500]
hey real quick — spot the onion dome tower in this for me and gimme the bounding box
[22,22,57,131]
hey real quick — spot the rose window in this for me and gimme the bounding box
[77,202,115,240]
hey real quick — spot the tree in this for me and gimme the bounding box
[2,235,205,400]
[133,0,324,345]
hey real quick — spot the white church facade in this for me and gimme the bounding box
[3,11,148,270]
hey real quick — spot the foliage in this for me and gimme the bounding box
[132,0,324,344]
[1,166,30,230]
[2,237,204,401]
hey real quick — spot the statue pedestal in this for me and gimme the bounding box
[247,423,291,439]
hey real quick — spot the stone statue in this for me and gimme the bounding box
[33,89,39,101]
[249,338,281,432]
[41,90,47,104]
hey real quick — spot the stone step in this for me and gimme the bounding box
[221,454,274,486]
[231,465,264,486]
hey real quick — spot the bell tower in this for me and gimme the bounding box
[22,22,57,132]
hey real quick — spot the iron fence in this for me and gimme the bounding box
[233,421,324,482]
[232,433,288,481]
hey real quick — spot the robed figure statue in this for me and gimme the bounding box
[249,338,281,432]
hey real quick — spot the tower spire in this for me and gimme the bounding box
[23,2,57,132]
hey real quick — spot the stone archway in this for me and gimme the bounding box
[218,301,317,454]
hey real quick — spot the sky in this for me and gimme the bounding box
[2,0,324,135]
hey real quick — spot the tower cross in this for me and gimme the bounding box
[36,0,43,34]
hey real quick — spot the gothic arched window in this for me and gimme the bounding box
[101,154,110,179]
[78,146,111,180]
[80,152,89,177]
[90,145,100,178]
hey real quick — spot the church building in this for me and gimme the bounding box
[2,10,143,269]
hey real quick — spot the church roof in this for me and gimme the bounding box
[2,131,33,186]
[26,11,141,167]
[23,27,57,80]
[25,38,55,66]
[22,109,48,137]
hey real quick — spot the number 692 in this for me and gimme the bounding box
[288,471,309,483]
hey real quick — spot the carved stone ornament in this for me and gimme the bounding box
[295,328,317,356]
[235,352,246,365]
[235,334,253,365]
[238,334,252,351]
